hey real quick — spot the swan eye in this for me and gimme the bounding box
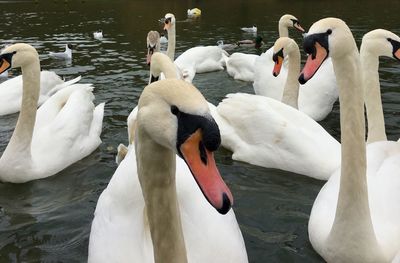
[327,29,332,35]
[387,38,392,42]
[171,105,179,115]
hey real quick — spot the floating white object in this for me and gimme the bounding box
[49,44,72,60]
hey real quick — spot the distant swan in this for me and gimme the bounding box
[49,44,72,60]
[227,14,305,82]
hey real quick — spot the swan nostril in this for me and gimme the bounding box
[216,193,232,215]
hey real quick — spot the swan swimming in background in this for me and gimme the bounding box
[93,30,103,40]
[0,43,104,183]
[226,14,304,82]
[253,14,337,121]
[88,52,248,263]
[214,37,341,180]
[0,71,81,116]
[163,13,228,83]
[241,25,257,33]
[300,18,400,262]
[187,7,201,18]
[49,44,72,60]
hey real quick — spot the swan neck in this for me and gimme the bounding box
[327,49,381,254]
[278,23,289,37]
[166,25,176,61]
[136,128,187,263]
[281,49,300,109]
[150,54,178,83]
[4,59,40,158]
[360,50,387,143]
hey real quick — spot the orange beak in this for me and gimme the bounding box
[0,58,11,74]
[164,22,171,31]
[294,23,305,33]
[394,49,400,61]
[299,42,328,84]
[180,129,233,214]
[273,56,283,77]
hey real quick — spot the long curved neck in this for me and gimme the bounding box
[166,25,176,61]
[281,48,300,109]
[327,48,382,257]
[136,128,187,263]
[3,59,40,159]
[278,23,289,37]
[360,47,387,143]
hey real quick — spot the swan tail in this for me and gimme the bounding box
[45,76,83,97]
[115,143,128,165]
[89,102,105,138]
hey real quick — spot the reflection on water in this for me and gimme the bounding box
[0,0,399,262]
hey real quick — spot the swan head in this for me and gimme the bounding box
[361,29,400,61]
[137,78,233,214]
[272,37,298,76]
[0,43,38,74]
[299,17,355,84]
[279,14,305,33]
[146,31,161,65]
[164,13,176,31]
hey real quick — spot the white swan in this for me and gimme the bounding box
[164,13,228,83]
[88,52,248,262]
[300,18,400,262]
[0,71,81,116]
[214,37,341,180]
[187,7,201,18]
[93,30,103,40]
[361,29,400,143]
[253,17,338,121]
[227,14,305,82]
[240,25,257,33]
[0,43,104,183]
[49,44,72,60]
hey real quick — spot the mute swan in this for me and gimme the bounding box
[93,30,103,40]
[253,17,338,121]
[361,29,400,143]
[214,37,341,180]
[0,70,81,116]
[227,14,304,82]
[164,13,228,83]
[0,43,104,183]
[187,7,201,18]
[49,44,72,60]
[240,25,257,33]
[300,18,400,262]
[88,52,248,262]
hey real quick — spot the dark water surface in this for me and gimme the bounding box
[0,0,399,262]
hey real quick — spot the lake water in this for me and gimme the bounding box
[0,0,399,262]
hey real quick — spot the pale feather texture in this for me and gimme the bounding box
[213,93,341,180]
[253,47,338,121]
[0,83,104,182]
[89,141,248,263]
[0,71,80,116]
[309,140,400,260]
[174,46,228,83]
[226,53,258,82]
